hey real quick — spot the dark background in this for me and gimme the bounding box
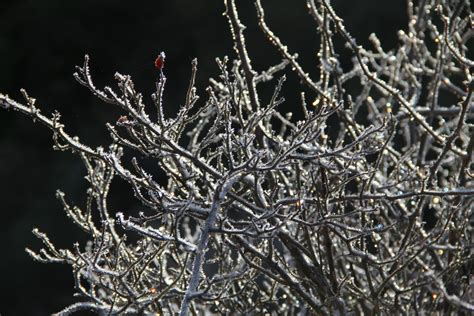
[0,1,405,314]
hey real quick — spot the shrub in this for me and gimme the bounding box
[1,0,472,314]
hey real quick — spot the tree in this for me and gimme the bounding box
[0,0,472,314]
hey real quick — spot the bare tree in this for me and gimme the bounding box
[0,0,472,314]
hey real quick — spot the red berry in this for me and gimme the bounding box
[155,52,166,70]
[117,115,128,124]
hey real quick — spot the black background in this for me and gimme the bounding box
[0,1,406,314]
